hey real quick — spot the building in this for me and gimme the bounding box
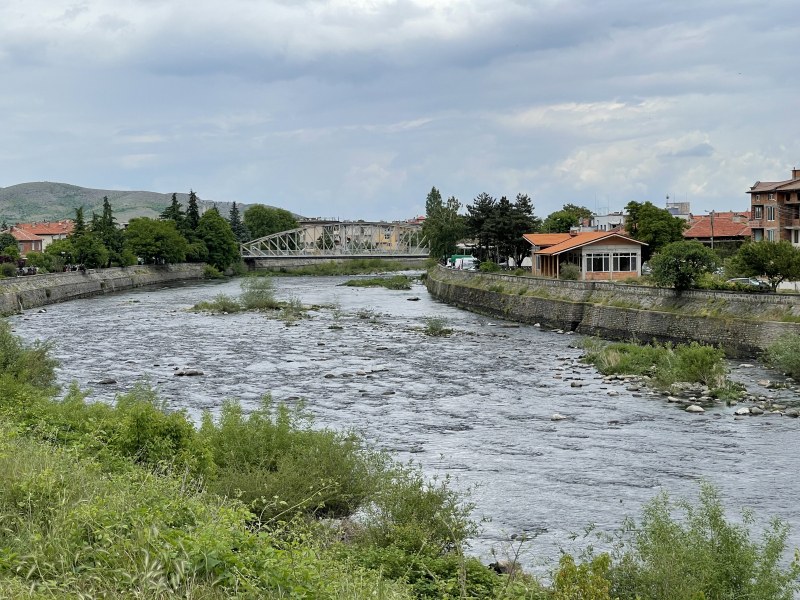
[12,220,74,251]
[683,211,751,249]
[748,169,800,244]
[523,231,646,280]
[589,211,626,232]
[8,228,43,255]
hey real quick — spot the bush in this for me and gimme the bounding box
[423,316,452,337]
[649,240,718,290]
[0,262,16,278]
[203,264,225,279]
[192,293,242,313]
[764,333,800,378]
[608,482,800,600]
[0,321,57,389]
[343,275,412,290]
[559,263,581,280]
[479,261,501,273]
[239,276,280,310]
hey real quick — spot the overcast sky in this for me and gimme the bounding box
[1,0,798,221]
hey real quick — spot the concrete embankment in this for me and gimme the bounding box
[426,265,800,357]
[0,264,206,315]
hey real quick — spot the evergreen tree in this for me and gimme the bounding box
[228,202,250,242]
[91,196,124,266]
[186,190,201,233]
[160,193,185,226]
[73,207,87,238]
[466,193,496,261]
[422,187,466,260]
[197,207,239,270]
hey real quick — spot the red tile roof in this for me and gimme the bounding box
[14,220,74,236]
[524,231,646,255]
[684,212,751,239]
[522,233,572,247]
[9,228,43,242]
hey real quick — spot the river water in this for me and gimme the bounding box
[9,274,800,573]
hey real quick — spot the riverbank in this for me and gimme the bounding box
[0,263,206,315]
[425,265,800,357]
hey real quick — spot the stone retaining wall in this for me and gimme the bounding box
[426,266,800,357]
[0,264,206,315]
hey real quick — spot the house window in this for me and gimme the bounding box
[753,206,763,219]
[767,229,776,241]
[754,194,760,201]
[612,253,638,272]
[753,229,764,241]
[768,193,775,200]
[767,206,776,221]
[585,253,610,272]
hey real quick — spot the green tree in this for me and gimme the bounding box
[649,240,718,291]
[422,187,466,260]
[227,202,250,242]
[625,201,686,258]
[45,238,76,266]
[732,240,800,291]
[186,190,201,233]
[161,193,185,226]
[243,205,298,240]
[90,196,124,266]
[196,208,239,270]
[0,233,17,256]
[465,192,496,261]
[541,203,592,233]
[124,218,188,265]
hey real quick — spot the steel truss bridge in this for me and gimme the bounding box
[240,221,428,258]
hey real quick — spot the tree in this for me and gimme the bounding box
[45,238,76,266]
[0,233,17,256]
[124,218,188,265]
[161,193,185,228]
[541,203,592,233]
[227,202,250,242]
[649,240,718,290]
[465,192,496,261]
[186,190,201,233]
[625,201,686,258]
[243,205,298,240]
[196,208,239,270]
[732,240,800,291]
[422,187,466,260]
[90,196,124,266]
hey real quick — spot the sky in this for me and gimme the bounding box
[1,0,798,221]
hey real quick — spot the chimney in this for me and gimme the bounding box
[793,168,800,180]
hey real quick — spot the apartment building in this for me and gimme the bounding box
[748,169,800,245]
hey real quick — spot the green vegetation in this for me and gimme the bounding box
[466,192,540,267]
[243,205,299,240]
[192,293,243,314]
[422,187,467,260]
[581,338,729,391]
[624,201,686,258]
[240,276,281,310]
[342,275,413,290]
[730,239,800,291]
[540,203,591,234]
[558,263,581,280]
[649,240,718,290]
[764,333,800,378]
[479,260,501,273]
[261,258,415,276]
[423,316,453,337]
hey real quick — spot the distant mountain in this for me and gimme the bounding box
[0,182,294,224]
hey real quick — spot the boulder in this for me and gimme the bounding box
[734,407,750,416]
[174,368,204,377]
[785,408,800,418]
[685,405,705,413]
[551,413,567,421]
[97,378,117,385]
[570,381,583,387]
[749,406,764,415]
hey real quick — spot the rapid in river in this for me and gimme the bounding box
[10,274,800,572]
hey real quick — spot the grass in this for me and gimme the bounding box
[423,316,453,337]
[342,275,413,290]
[257,258,418,276]
[581,337,730,392]
[239,276,281,310]
[191,293,243,313]
[764,332,800,378]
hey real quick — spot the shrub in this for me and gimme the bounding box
[0,262,16,278]
[239,276,280,310]
[479,261,501,273]
[559,263,581,280]
[343,276,412,290]
[0,321,57,389]
[423,316,452,337]
[608,482,800,600]
[649,240,718,290]
[203,264,225,279]
[192,293,242,313]
[764,333,800,378]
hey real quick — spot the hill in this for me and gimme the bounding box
[0,182,290,224]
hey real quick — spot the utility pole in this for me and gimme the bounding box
[709,210,715,250]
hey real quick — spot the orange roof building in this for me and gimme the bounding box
[12,220,74,250]
[523,231,647,281]
[748,169,800,244]
[7,227,43,255]
[684,211,751,245]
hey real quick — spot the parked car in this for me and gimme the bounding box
[726,277,772,292]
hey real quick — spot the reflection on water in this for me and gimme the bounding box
[10,274,800,571]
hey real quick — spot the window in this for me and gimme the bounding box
[767,229,776,241]
[585,253,610,272]
[753,229,764,241]
[768,193,775,200]
[767,206,776,221]
[753,206,763,219]
[612,253,638,272]
[755,194,760,201]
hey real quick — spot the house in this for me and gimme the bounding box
[589,211,626,232]
[12,220,74,251]
[748,169,800,245]
[8,228,43,255]
[523,231,647,280]
[683,211,751,249]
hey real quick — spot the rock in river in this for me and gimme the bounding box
[174,368,204,377]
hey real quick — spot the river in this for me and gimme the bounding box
[9,274,800,573]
